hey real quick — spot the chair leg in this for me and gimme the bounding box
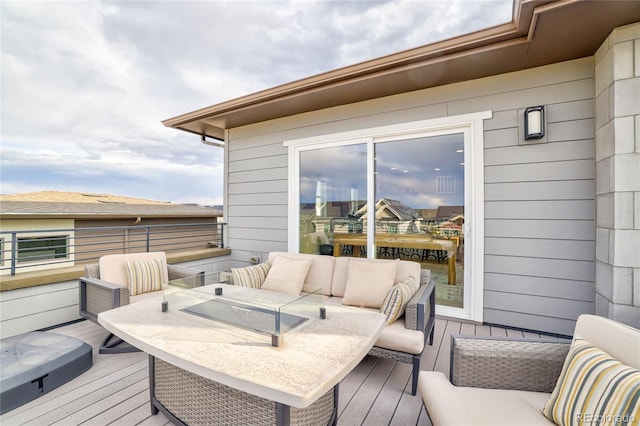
[412,355,420,395]
[99,332,140,354]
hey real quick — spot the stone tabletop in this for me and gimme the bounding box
[98,284,386,408]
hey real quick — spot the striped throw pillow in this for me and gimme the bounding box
[230,263,271,288]
[380,276,419,325]
[124,258,164,296]
[542,336,640,426]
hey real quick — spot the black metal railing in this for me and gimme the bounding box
[0,222,225,276]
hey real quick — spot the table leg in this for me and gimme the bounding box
[448,251,456,285]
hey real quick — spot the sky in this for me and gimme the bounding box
[1,0,512,206]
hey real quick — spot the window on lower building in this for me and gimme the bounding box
[17,235,69,263]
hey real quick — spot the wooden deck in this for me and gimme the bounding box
[1,317,555,426]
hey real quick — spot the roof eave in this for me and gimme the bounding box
[163,0,640,138]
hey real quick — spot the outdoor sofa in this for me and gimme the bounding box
[419,314,640,425]
[231,251,435,395]
[79,252,204,353]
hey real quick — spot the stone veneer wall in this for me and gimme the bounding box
[594,22,640,328]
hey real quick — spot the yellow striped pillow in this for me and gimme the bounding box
[380,276,419,325]
[542,336,640,426]
[124,259,164,296]
[230,263,271,288]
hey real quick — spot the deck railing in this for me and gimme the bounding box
[0,222,225,276]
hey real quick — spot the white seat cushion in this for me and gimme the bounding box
[419,371,553,425]
[374,318,424,355]
[325,297,424,355]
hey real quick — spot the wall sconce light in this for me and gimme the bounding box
[524,106,545,140]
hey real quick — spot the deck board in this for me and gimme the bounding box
[1,317,552,425]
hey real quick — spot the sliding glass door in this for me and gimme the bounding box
[287,112,488,321]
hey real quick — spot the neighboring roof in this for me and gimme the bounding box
[0,191,173,205]
[0,191,221,219]
[163,0,640,140]
[435,206,464,219]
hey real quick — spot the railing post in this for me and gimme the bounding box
[10,232,17,276]
[220,223,224,248]
[146,226,150,252]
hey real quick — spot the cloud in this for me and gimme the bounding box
[1,0,512,205]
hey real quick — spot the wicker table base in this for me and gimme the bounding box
[150,356,337,426]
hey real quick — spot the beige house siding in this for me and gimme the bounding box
[73,217,220,263]
[0,219,76,275]
[226,57,596,336]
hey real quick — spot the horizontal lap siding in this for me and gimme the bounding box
[482,63,596,336]
[227,138,289,265]
[226,58,596,334]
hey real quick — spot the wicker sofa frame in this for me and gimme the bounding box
[79,261,204,354]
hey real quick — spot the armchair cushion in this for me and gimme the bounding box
[419,371,551,426]
[342,259,398,308]
[124,258,165,296]
[99,252,169,288]
[375,318,425,355]
[380,276,419,324]
[230,262,271,288]
[542,336,640,425]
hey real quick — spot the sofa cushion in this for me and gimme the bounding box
[124,258,165,296]
[323,296,424,354]
[380,276,420,325]
[375,318,425,355]
[230,263,271,288]
[261,256,311,296]
[267,252,335,295]
[419,371,553,425]
[99,252,169,289]
[542,336,640,426]
[331,257,421,298]
[342,258,398,308]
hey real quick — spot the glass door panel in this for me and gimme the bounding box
[374,134,465,309]
[298,143,367,256]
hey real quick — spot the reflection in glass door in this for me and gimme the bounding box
[298,143,367,256]
[296,134,466,310]
[374,134,465,310]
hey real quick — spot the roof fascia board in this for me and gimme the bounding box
[162,0,542,130]
[525,0,581,41]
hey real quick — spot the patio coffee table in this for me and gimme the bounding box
[98,277,386,426]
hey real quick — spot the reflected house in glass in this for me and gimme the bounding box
[355,198,422,235]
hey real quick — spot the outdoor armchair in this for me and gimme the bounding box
[418,314,640,425]
[79,252,204,354]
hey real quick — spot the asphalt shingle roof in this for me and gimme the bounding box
[0,191,221,218]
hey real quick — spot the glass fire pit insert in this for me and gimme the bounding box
[162,274,325,347]
[181,298,308,335]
